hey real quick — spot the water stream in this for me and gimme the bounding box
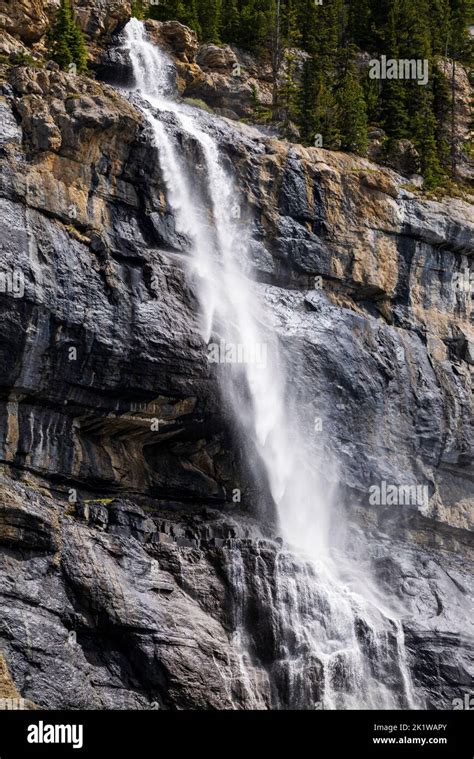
[122,18,418,710]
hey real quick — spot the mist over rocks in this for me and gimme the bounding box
[0,8,473,711]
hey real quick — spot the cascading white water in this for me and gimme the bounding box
[124,18,330,561]
[122,18,419,709]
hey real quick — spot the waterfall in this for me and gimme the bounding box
[122,18,419,710]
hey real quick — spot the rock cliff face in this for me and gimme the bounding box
[0,10,473,710]
[0,0,131,45]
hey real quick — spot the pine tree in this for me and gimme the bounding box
[237,0,273,52]
[429,0,451,56]
[412,89,445,187]
[273,1,302,122]
[347,0,372,51]
[432,62,452,169]
[296,64,315,142]
[368,0,397,53]
[165,0,469,187]
[397,0,431,61]
[336,56,369,155]
[148,0,201,35]
[148,0,181,20]
[314,75,341,149]
[220,0,241,42]
[277,48,299,131]
[269,0,284,112]
[280,0,300,46]
[180,0,201,33]
[131,0,147,20]
[47,0,73,69]
[196,0,220,42]
[52,36,73,71]
[47,0,88,73]
[295,0,319,143]
[449,0,473,66]
[378,5,409,141]
[68,16,88,73]
[294,0,345,146]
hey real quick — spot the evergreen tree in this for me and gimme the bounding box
[378,5,409,141]
[148,0,201,35]
[432,62,452,169]
[280,0,300,46]
[277,48,300,131]
[336,55,369,155]
[47,0,88,73]
[399,0,432,130]
[397,0,431,57]
[131,0,147,20]
[236,0,273,52]
[348,0,372,51]
[197,0,220,42]
[220,0,241,42]
[68,17,88,73]
[47,0,73,69]
[148,0,181,20]
[362,75,381,125]
[314,76,341,149]
[181,0,201,34]
[294,0,346,146]
[429,0,451,56]
[449,0,473,66]
[295,0,319,143]
[145,0,471,187]
[380,79,409,140]
[412,89,445,187]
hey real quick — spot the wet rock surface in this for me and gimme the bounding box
[0,33,472,708]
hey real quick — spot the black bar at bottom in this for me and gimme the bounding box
[0,710,471,757]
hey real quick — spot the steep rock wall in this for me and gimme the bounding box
[0,52,472,708]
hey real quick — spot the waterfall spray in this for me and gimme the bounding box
[122,18,418,709]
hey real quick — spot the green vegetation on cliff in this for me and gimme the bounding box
[145,0,472,188]
[47,0,88,74]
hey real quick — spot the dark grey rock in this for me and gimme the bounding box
[0,63,472,711]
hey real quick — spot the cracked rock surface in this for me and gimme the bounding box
[0,21,472,709]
